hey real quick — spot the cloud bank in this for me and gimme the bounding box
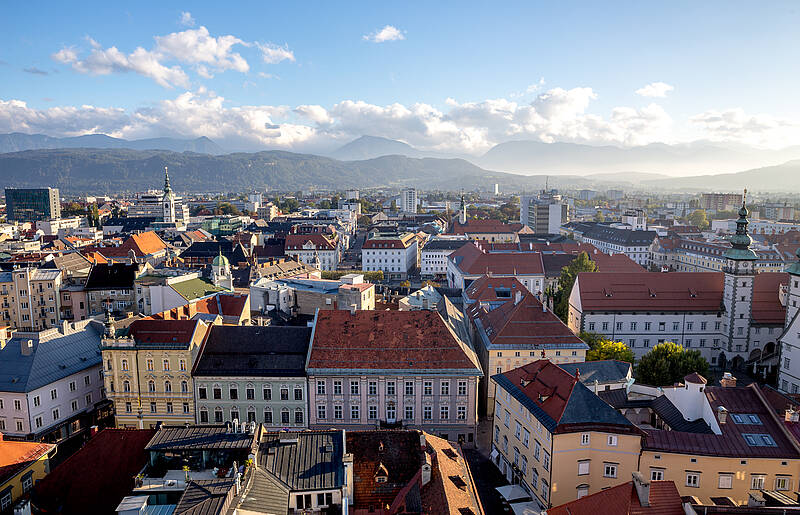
[363,25,405,43]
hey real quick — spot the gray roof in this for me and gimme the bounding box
[257,431,344,492]
[145,425,256,451]
[0,321,103,393]
[239,469,289,515]
[193,326,311,378]
[174,479,236,515]
[423,240,468,251]
[572,222,657,246]
[558,360,631,386]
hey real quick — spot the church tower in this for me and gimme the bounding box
[212,250,233,291]
[458,191,467,225]
[722,190,758,357]
[162,166,176,224]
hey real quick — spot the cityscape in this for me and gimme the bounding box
[3,2,800,515]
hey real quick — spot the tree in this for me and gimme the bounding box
[586,340,635,363]
[594,210,605,222]
[579,331,605,348]
[554,252,598,323]
[687,209,709,229]
[636,341,710,386]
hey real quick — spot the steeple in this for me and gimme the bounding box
[163,166,172,194]
[724,189,758,261]
[788,246,800,276]
[458,190,467,225]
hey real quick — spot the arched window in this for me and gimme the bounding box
[121,359,128,371]
[148,380,155,393]
[164,381,172,393]
[281,408,290,425]
[247,407,256,423]
[199,408,209,423]
[181,381,188,393]
[214,407,223,423]
[123,380,130,393]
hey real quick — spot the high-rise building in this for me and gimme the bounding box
[402,187,418,214]
[127,167,189,225]
[700,192,742,212]
[520,191,568,234]
[4,187,61,222]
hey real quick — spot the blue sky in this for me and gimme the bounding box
[2,1,800,153]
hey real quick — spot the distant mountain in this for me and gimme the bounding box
[478,140,800,176]
[330,135,423,160]
[0,148,547,193]
[643,160,800,192]
[0,133,226,154]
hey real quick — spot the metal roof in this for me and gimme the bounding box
[0,320,103,393]
[257,430,344,492]
[145,425,256,451]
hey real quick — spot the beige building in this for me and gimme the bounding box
[491,360,642,507]
[0,268,62,331]
[101,317,214,428]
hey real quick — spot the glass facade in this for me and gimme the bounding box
[5,188,61,222]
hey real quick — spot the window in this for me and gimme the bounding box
[457,406,466,420]
[69,381,76,392]
[440,406,449,420]
[742,433,777,446]
[522,428,530,448]
[294,409,304,425]
[166,402,173,414]
[280,388,289,401]
[281,409,289,424]
[148,380,156,393]
[776,476,791,491]
[366,381,377,395]
[214,408,223,423]
[123,381,131,393]
[387,405,396,421]
[405,381,414,395]
[730,413,762,424]
[226,387,237,400]
[33,395,40,407]
[50,388,58,400]
[179,359,186,371]
[423,406,432,420]
[651,469,664,481]
[424,381,433,395]
[150,402,157,413]
[543,451,550,471]
[162,359,170,371]
[387,381,396,395]
[334,405,343,419]
[581,433,590,446]
[369,405,378,420]
[718,474,732,489]
[351,381,360,395]
[85,393,92,405]
[199,387,207,399]
[351,405,360,420]
[71,400,78,412]
[686,473,699,488]
[578,460,590,475]
[316,380,326,395]
[441,381,450,395]
[164,381,172,393]
[752,475,766,490]
[264,410,272,424]
[213,387,222,400]
[607,435,618,446]
[603,463,617,478]
[333,380,343,395]
[458,380,467,396]
[146,359,154,371]
[181,381,188,393]
[405,405,414,420]
[183,403,189,414]
[121,359,129,371]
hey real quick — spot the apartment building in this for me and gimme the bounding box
[361,232,418,280]
[446,241,546,293]
[250,275,374,316]
[101,317,213,428]
[4,188,61,222]
[0,268,62,330]
[700,192,743,212]
[0,320,106,443]
[420,238,467,279]
[285,233,340,271]
[777,247,800,393]
[520,192,569,235]
[464,276,587,415]
[561,222,656,267]
[84,263,143,316]
[306,309,483,446]
[193,325,310,428]
[491,360,642,507]
[448,219,531,243]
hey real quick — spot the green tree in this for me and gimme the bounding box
[586,340,635,363]
[594,210,605,222]
[636,341,710,386]
[687,209,709,229]
[554,252,598,323]
[579,331,605,348]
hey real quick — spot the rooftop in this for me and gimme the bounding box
[145,425,257,452]
[547,479,683,515]
[0,437,54,485]
[84,262,139,290]
[170,277,227,301]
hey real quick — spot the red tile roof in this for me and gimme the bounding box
[129,319,200,344]
[123,231,168,255]
[547,480,683,515]
[498,360,577,423]
[31,428,157,515]
[285,233,336,251]
[752,272,789,324]
[590,252,645,273]
[420,434,484,515]
[684,372,707,384]
[464,276,527,302]
[468,290,586,349]
[194,293,249,318]
[450,243,544,276]
[576,271,724,312]
[0,437,53,484]
[307,310,480,372]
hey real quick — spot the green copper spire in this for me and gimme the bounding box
[724,189,758,261]
[163,166,172,194]
[788,245,800,276]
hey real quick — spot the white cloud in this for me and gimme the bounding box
[363,25,405,43]
[52,26,295,87]
[636,82,674,98]
[155,26,249,73]
[9,87,799,154]
[256,43,295,64]
[179,11,195,27]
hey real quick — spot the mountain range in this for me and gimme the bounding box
[0,132,799,193]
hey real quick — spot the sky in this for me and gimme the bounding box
[2,1,800,154]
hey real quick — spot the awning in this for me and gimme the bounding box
[496,485,531,503]
[489,449,499,460]
[511,500,544,515]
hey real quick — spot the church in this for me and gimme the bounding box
[127,167,190,228]
[569,193,791,377]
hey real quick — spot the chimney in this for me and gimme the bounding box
[350,304,357,315]
[720,372,737,388]
[631,471,650,507]
[717,405,728,424]
[21,339,33,356]
[575,368,580,381]
[786,406,800,423]
[514,290,522,305]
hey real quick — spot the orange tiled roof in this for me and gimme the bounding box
[0,437,53,484]
[122,231,168,256]
[547,480,683,515]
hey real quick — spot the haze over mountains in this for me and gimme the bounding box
[1,132,799,193]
